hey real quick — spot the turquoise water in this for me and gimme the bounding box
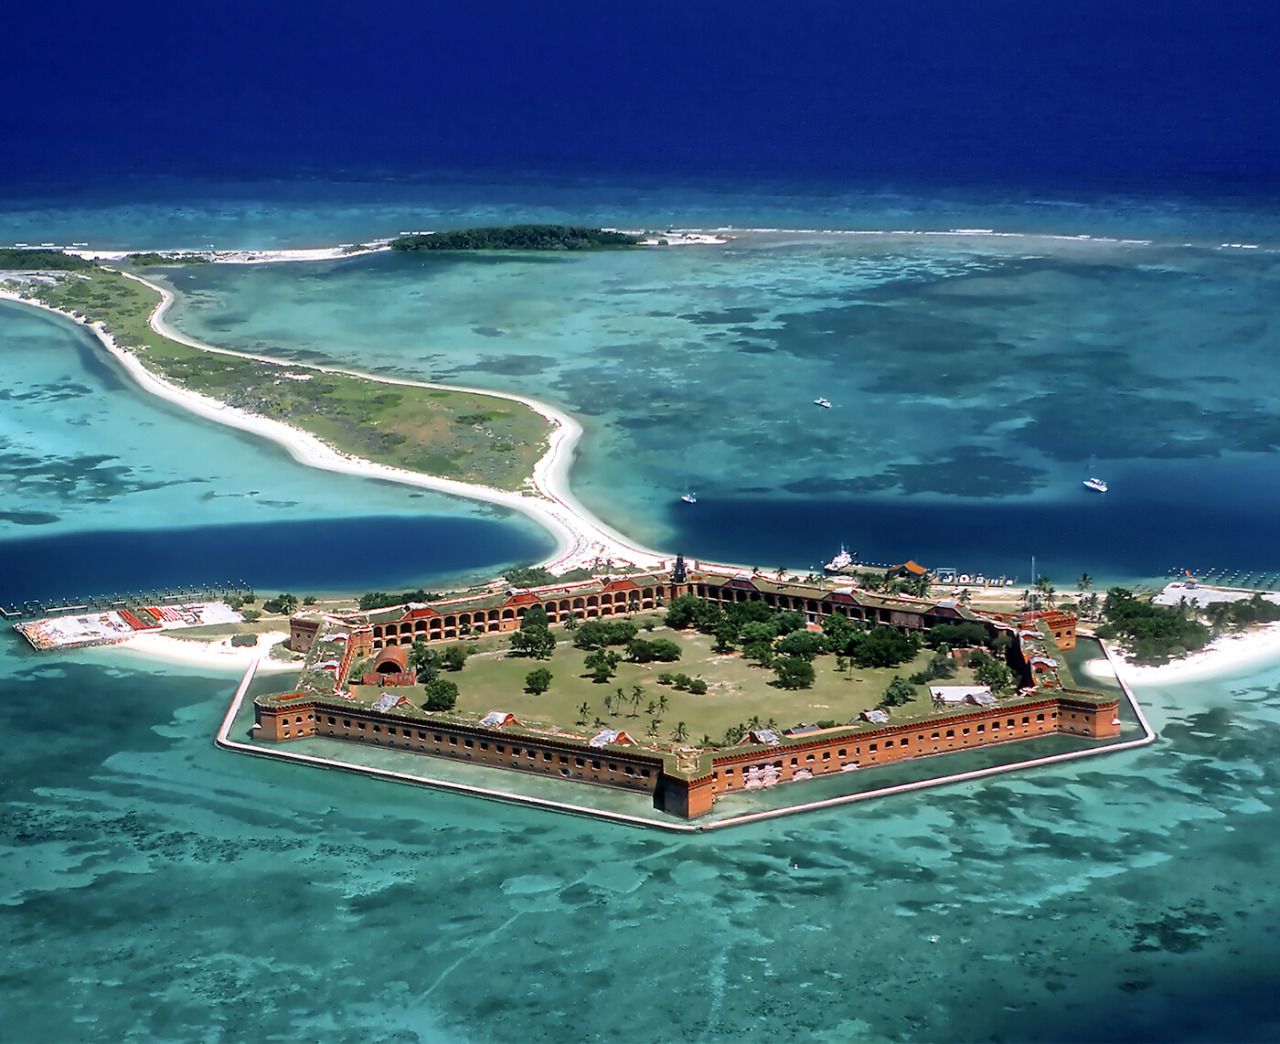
[5,630,1280,1041]
[5,182,1280,1039]
[164,230,1280,579]
[0,300,553,596]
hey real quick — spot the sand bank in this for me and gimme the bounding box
[110,630,298,673]
[0,277,667,576]
[1081,623,1280,686]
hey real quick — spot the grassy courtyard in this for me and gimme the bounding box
[352,624,981,747]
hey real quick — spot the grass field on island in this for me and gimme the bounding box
[353,623,982,748]
[25,268,552,491]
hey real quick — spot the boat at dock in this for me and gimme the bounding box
[1083,477,1108,493]
[823,544,857,574]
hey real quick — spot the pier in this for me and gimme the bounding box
[1,582,254,622]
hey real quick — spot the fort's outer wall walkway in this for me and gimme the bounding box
[216,647,1158,834]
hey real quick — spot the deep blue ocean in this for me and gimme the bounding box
[4,4,1280,1041]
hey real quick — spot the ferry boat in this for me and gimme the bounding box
[680,491,697,504]
[814,397,832,409]
[1082,477,1109,493]
[823,544,856,574]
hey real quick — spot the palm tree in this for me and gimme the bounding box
[673,721,689,743]
[630,685,645,716]
[747,714,763,731]
[646,700,657,717]
[603,691,614,715]
[657,692,669,715]
[577,701,590,725]
[1077,572,1093,594]
[957,587,972,607]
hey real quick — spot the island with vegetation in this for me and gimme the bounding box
[0,258,553,491]
[391,225,640,252]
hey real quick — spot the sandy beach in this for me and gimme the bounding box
[0,275,668,576]
[105,630,298,673]
[1082,623,1280,686]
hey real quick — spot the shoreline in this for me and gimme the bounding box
[107,629,299,673]
[1081,621,1280,686]
[0,278,668,577]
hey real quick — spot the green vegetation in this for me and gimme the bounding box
[504,565,555,587]
[524,667,553,694]
[359,588,444,611]
[882,676,916,706]
[421,624,990,745]
[510,607,556,659]
[25,268,552,491]
[229,633,258,647]
[0,248,95,271]
[240,608,262,622]
[391,225,640,252]
[423,678,459,711]
[1096,587,1212,665]
[263,593,299,615]
[125,252,211,266]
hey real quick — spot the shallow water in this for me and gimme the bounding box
[5,178,1280,1040]
[0,300,553,598]
[5,631,1280,1042]
[165,231,1280,579]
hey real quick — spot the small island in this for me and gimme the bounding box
[390,225,640,252]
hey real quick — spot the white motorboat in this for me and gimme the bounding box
[814,397,832,409]
[1082,477,1108,493]
[680,491,697,504]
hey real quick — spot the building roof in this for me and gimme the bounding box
[748,728,781,745]
[480,710,518,727]
[373,692,399,712]
[861,708,890,724]
[930,685,993,704]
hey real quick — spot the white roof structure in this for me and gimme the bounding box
[930,685,993,705]
[480,710,512,727]
[861,708,890,724]
[750,729,781,745]
[372,692,399,712]
[589,729,620,748]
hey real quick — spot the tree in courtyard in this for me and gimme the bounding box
[970,652,1015,694]
[577,701,591,725]
[713,620,738,653]
[510,624,555,659]
[583,647,620,683]
[524,667,553,694]
[630,685,645,716]
[688,678,707,695]
[773,655,816,690]
[422,678,459,712]
[834,654,849,673]
[603,691,614,715]
[441,644,468,671]
[521,605,548,630]
[822,612,856,656]
[673,721,689,743]
[775,630,824,661]
[648,716,662,739]
[657,691,669,715]
[565,612,578,631]
[409,639,440,683]
[646,699,658,717]
[881,676,915,707]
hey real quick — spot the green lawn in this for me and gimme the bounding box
[352,625,980,748]
[26,268,552,491]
